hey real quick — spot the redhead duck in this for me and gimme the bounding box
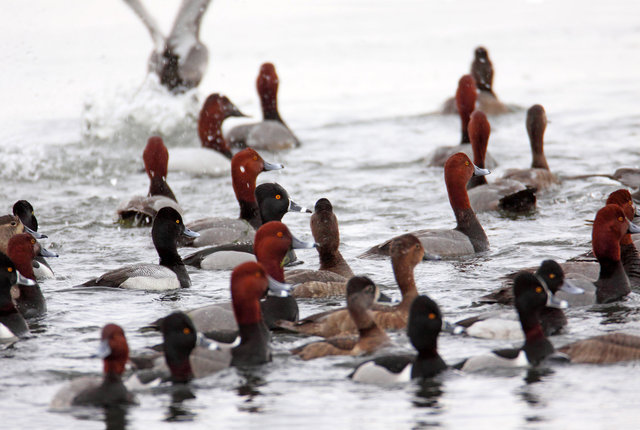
[8,233,57,318]
[227,63,301,151]
[50,324,135,408]
[122,0,211,93]
[117,136,183,226]
[277,234,424,338]
[466,111,536,213]
[431,75,498,168]
[168,94,248,175]
[180,148,283,247]
[455,272,567,372]
[362,153,490,259]
[291,277,391,360]
[0,252,33,339]
[286,198,356,298]
[78,207,199,290]
[457,260,582,340]
[350,296,447,383]
[502,105,559,191]
[13,200,55,279]
[183,183,310,270]
[557,333,640,364]
[147,222,313,342]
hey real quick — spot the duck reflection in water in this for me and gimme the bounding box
[164,385,197,423]
[412,378,445,409]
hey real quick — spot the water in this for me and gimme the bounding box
[2,0,640,428]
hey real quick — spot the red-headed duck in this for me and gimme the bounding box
[350,295,447,383]
[78,207,199,290]
[455,272,567,372]
[502,105,559,191]
[0,252,33,339]
[168,93,248,175]
[183,183,310,270]
[291,277,391,360]
[227,62,301,151]
[12,200,55,279]
[431,75,498,168]
[180,148,283,247]
[362,153,490,259]
[123,0,211,93]
[117,136,183,226]
[50,324,135,408]
[466,111,536,213]
[8,233,57,318]
[278,234,424,338]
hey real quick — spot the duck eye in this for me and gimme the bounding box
[255,271,261,278]
[618,216,624,222]
[276,232,283,238]
[428,313,436,320]
[31,239,36,245]
[464,161,470,166]
[253,156,258,161]
[7,267,12,273]
[10,221,16,226]
[275,195,281,200]
[535,286,543,293]
[549,273,556,279]
[176,219,180,224]
[183,327,191,335]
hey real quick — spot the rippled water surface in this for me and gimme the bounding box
[2,0,640,428]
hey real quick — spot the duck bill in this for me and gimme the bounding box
[263,160,284,171]
[473,165,491,177]
[96,339,112,359]
[229,106,249,118]
[16,270,36,286]
[182,227,200,238]
[291,234,316,250]
[288,199,311,214]
[38,245,58,258]
[24,225,47,239]
[559,279,584,295]
[196,333,220,351]
[627,221,640,234]
[266,276,293,297]
[546,292,568,309]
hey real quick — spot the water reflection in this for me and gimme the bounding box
[412,378,444,409]
[235,368,266,413]
[164,385,197,423]
[103,405,129,430]
[589,303,636,325]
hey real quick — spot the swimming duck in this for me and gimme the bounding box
[227,62,301,150]
[557,332,640,364]
[180,148,283,247]
[431,75,498,168]
[12,200,55,279]
[0,214,46,256]
[465,111,536,213]
[455,272,567,372]
[78,207,199,290]
[122,0,211,93]
[362,153,490,259]
[168,94,248,175]
[50,324,135,408]
[8,233,57,318]
[291,276,391,360]
[350,295,447,383]
[183,183,310,270]
[277,234,425,338]
[502,105,559,191]
[456,260,583,340]
[117,136,183,226]
[0,252,33,339]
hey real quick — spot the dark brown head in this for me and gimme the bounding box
[311,198,339,251]
[161,312,197,383]
[7,233,38,280]
[230,261,269,326]
[198,93,246,156]
[456,75,477,143]
[0,215,25,255]
[345,276,377,328]
[231,148,283,204]
[99,324,129,376]
[592,204,630,262]
[526,105,548,169]
[390,234,424,272]
[471,46,493,93]
[143,136,169,181]
[257,62,281,121]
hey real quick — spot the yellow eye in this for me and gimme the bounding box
[629,201,634,206]
[276,232,283,238]
[428,313,436,320]
[464,161,470,166]
[183,328,191,335]
[549,273,556,279]
[618,217,624,222]
[176,219,180,224]
[535,286,543,293]
[275,195,281,200]
[255,271,261,278]
[253,156,258,161]
[7,267,13,273]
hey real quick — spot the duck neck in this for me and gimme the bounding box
[318,246,353,277]
[232,321,271,365]
[522,324,554,365]
[453,207,489,252]
[412,352,447,379]
[165,351,194,383]
[529,120,549,170]
[103,357,126,378]
[595,257,630,303]
[261,95,283,123]
[233,174,262,229]
[156,242,190,288]
[198,112,232,158]
[392,259,418,308]
[357,319,386,342]
[531,151,549,170]
[148,175,177,201]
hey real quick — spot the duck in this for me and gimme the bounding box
[77,207,199,290]
[180,148,284,247]
[465,110,536,214]
[430,75,498,168]
[361,153,490,259]
[122,0,211,93]
[277,234,425,338]
[117,136,183,226]
[12,200,55,279]
[557,332,640,364]
[50,324,135,408]
[286,198,356,298]
[455,272,567,372]
[168,93,248,176]
[183,183,310,270]
[291,276,391,360]
[0,214,46,256]
[227,62,301,151]
[442,47,512,115]
[146,221,314,342]
[7,233,57,318]
[0,252,33,339]
[502,105,559,191]
[350,295,447,383]
[455,260,583,340]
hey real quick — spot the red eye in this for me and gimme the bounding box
[275,195,281,200]
[276,232,283,238]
